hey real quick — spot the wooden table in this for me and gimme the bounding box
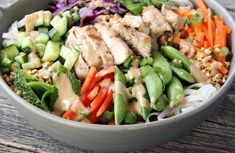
[0,0,235,152]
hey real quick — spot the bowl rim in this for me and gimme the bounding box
[0,0,235,131]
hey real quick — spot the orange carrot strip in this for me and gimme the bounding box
[89,88,108,113]
[208,12,214,48]
[195,32,205,47]
[81,67,97,95]
[87,86,100,101]
[175,7,191,16]
[96,90,114,117]
[218,65,228,75]
[173,37,181,45]
[195,0,208,16]
[203,41,210,48]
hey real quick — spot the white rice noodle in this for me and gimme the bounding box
[17,18,25,28]
[2,21,19,47]
[146,83,217,122]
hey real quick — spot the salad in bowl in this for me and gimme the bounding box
[0,0,232,126]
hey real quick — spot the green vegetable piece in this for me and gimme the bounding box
[43,41,61,62]
[139,58,148,67]
[50,15,68,36]
[0,51,12,67]
[40,85,58,111]
[166,76,184,108]
[151,0,177,9]
[114,92,127,125]
[219,47,229,57]
[171,64,195,83]
[48,28,61,41]
[152,94,168,111]
[35,33,49,44]
[152,51,172,85]
[21,71,38,82]
[115,66,127,86]
[72,12,80,22]
[35,11,44,27]
[38,27,49,33]
[4,45,19,60]
[141,106,150,121]
[125,111,137,124]
[14,69,49,112]
[59,66,81,95]
[14,52,27,64]
[161,46,192,72]
[124,55,133,68]
[12,62,21,69]
[43,11,53,26]
[101,111,114,124]
[16,32,27,47]
[22,58,41,70]
[21,37,36,54]
[64,49,79,71]
[188,10,204,25]
[60,45,71,59]
[36,43,46,58]
[140,66,163,103]
[126,2,144,15]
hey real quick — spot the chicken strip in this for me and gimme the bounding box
[74,55,89,81]
[121,14,150,35]
[161,5,186,31]
[95,22,133,65]
[82,26,114,66]
[142,6,172,38]
[110,21,151,57]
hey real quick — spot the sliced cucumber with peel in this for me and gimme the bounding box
[42,41,61,62]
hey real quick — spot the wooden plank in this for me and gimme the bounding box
[0,0,235,152]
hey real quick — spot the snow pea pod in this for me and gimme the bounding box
[140,66,163,103]
[171,64,195,83]
[152,51,172,85]
[161,46,192,72]
[114,66,128,125]
[125,111,137,124]
[152,94,168,112]
[166,76,184,108]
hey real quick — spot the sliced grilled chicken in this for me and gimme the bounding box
[74,55,89,81]
[66,26,114,67]
[95,22,133,65]
[142,6,172,38]
[161,5,186,31]
[121,14,150,35]
[110,21,151,57]
[82,26,114,66]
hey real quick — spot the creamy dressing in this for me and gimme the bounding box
[28,52,38,61]
[29,31,40,40]
[126,66,141,83]
[25,12,38,32]
[132,84,150,109]
[190,61,208,83]
[53,74,80,116]
[114,80,131,101]
[71,99,89,121]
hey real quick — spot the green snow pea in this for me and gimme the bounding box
[166,76,184,108]
[140,66,163,103]
[161,46,192,72]
[171,64,195,83]
[152,51,172,85]
[152,94,168,112]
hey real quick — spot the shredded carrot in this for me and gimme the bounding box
[87,86,100,101]
[203,41,210,48]
[218,65,228,75]
[195,0,208,16]
[207,12,214,48]
[173,37,181,45]
[175,7,191,16]
[81,67,97,95]
[96,90,114,117]
[89,88,108,113]
[195,32,205,47]
[62,109,76,120]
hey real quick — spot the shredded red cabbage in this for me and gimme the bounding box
[48,0,127,26]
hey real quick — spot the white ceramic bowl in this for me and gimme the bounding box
[0,0,234,152]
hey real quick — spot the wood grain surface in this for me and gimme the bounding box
[0,0,235,152]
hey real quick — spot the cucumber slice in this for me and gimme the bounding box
[60,45,71,59]
[0,51,12,67]
[51,61,62,72]
[43,41,60,62]
[22,37,36,54]
[43,11,52,26]
[35,11,44,27]
[12,62,21,69]
[36,43,46,58]
[63,11,72,18]
[48,28,61,41]
[22,58,41,70]
[38,27,49,33]
[4,45,19,60]
[35,33,49,44]
[64,49,79,71]
[14,52,27,64]
[72,12,80,22]
[51,15,68,36]
[16,32,27,47]
[50,15,61,26]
